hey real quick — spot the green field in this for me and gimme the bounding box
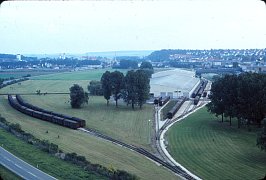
[31,69,127,80]
[166,107,266,179]
[0,69,67,79]
[2,79,153,149]
[0,128,106,180]
[0,102,177,180]
[0,69,179,180]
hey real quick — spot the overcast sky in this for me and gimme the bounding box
[0,0,266,54]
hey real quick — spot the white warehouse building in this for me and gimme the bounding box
[150,69,200,99]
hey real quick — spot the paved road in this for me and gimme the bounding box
[0,147,56,180]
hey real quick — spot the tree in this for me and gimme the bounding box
[236,73,266,128]
[118,60,138,69]
[135,70,150,109]
[123,70,150,109]
[222,74,238,126]
[123,70,137,109]
[207,76,226,122]
[140,61,153,70]
[208,73,266,128]
[101,71,112,106]
[111,71,124,107]
[257,118,266,151]
[69,84,88,108]
[140,61,154,78]
[88,80,103,96]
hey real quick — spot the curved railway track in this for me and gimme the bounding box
[7,94,196,179]
[79,127,195,180]
[153,99,202,180]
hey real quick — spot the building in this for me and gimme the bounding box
[16,54,21,61]
[150,69,200,98]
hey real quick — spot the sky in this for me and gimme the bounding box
[0,0,266,54]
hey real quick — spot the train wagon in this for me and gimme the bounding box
[52,116,64,125]
[32,110,44,119]
[8,95,81,129]
[42,113,53,122]
[154,98,159,105]
[159,96,170,106]
[71,117,86,127]
[194,96,200,105]
[15,94,86,128]
[167,97,186,119]
[64,119,79,129]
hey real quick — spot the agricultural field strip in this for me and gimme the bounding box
[158,101,207,180]
[79,127,190,179]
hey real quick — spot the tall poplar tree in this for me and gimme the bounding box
[101,71,112,106]
[111,71,124,107]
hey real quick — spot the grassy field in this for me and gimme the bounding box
[0,102,178,180]
[0,69,67,79]
[0,128,106,180]
[0,69,179,180]
[166,107,266,180]
[0,165,21,180]
[31,69,127,80]
[2,80,153,149]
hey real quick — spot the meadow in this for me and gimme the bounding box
[0,69,178,180]
[31,69,127,80]
[2,79,153,149]
[166,107,266,179]
[0,69,67,79]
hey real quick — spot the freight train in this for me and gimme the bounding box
[167,97,186,119]
[16,95,85,127]
[194,95,200,105]
[8,95,85,129]
[153,96,170,106]
[191,80,208,98]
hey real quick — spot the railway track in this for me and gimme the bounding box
[79,127,195,180]
[6,93,196,179]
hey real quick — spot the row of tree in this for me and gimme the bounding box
[70,62,153,109]
[70,70,150,109]
[207,72,266,128]
[101,69,150,109]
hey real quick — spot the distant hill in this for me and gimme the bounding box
[24,50,155,59]
[85,50,155,58]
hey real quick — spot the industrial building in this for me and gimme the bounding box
[150,69,200,99]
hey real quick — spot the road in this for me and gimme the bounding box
[0,147,56,180]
